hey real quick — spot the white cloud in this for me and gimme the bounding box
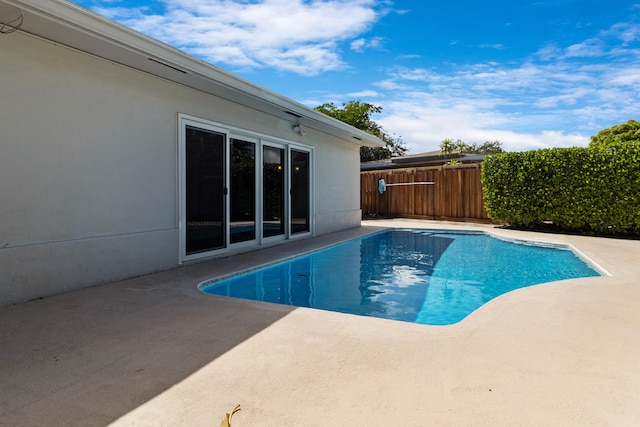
[97,0,382,75]
[378,105,590,153]
[351,36,384,52]
[565,38,604,58]
[534,43,563,61]
[605,22,640,45]
[346,18,640,154]
[369,57,639,152]
[479,43,507,49]
[608,68,640,86]
[397,54,421,60]
[535,22,640,61]
[347,90,379,98]
[350,38,367,52]
[373,79,407,91]
[533,88,593,108]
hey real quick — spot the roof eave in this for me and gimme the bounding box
[1,0,384,147]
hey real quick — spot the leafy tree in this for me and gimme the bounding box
[314,100,407,162]
[440,138,504,155]
[439,138,468,165]
[590,119,640,147]
[468,140,504,155]
[439,138,468,154]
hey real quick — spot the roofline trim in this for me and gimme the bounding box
[3,0,384,147]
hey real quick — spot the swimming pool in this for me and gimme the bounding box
[200,229,603,325]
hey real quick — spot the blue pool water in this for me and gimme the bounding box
[201,229,602,325]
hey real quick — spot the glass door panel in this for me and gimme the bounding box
[263,145,285,238]
[290,149,310,234]
[185,126,225,254]
[230,138,256,244]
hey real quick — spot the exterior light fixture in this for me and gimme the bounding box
[292,124,306,136]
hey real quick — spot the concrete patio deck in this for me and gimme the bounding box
[1,219,639,426]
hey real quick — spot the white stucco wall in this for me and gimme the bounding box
[313,138,362,235]
[0,32,362,306]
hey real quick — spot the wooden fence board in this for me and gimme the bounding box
[360,164,489,221]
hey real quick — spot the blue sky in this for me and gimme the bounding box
[72,0,640,153]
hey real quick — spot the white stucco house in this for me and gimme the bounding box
[0,0,383,306]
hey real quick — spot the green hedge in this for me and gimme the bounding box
[481,145,640,235]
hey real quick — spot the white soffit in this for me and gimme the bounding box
[0,0,383,147]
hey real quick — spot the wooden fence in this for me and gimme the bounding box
[360,164,490,221]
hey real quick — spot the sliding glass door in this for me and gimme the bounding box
[184,125,226,255]
[290,149,310,235]
[230,138,256,244]
[263,145,285,238]
[180,114,313,262]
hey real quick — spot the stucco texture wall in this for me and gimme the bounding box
[313,137,362,235]
[0,32,361,306]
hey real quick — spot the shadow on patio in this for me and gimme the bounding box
[0,226,382,426]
